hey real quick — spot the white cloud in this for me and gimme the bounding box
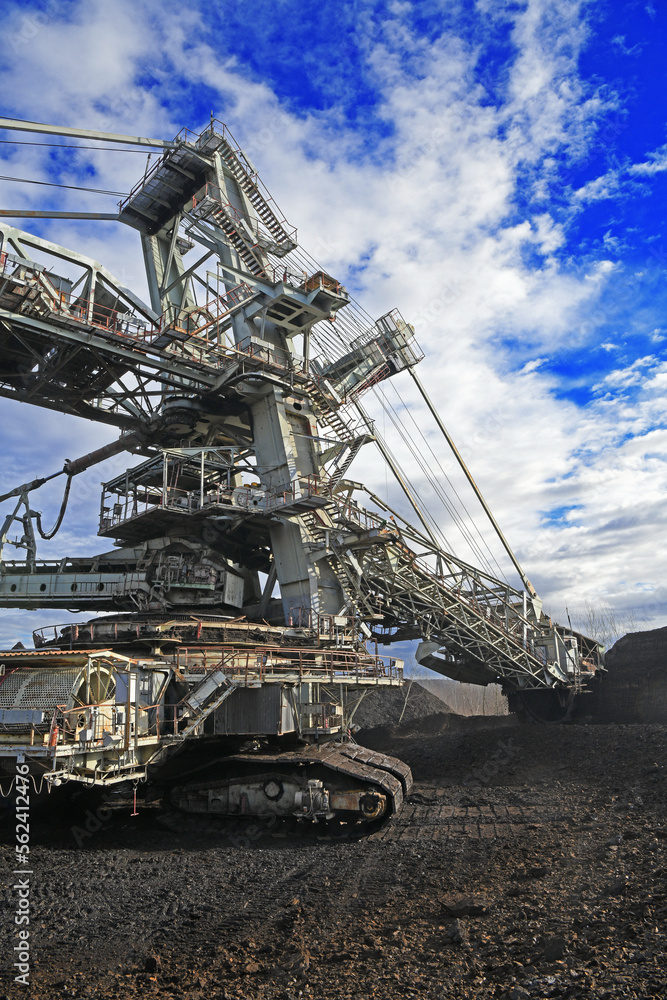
[573,170,622,202]
[629,143,667,176]
[611,35,642,57]
[592,355,659,392]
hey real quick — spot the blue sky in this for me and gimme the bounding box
[0,0,666,648]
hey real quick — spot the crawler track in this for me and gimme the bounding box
[170,741,413,831]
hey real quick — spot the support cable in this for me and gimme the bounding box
[0,174,128,197]
[267,244,532,592]
[302,279,516,584]
[354,400,442,551]
[408,368,538,599]
[376,393,497,576]
[377,380,510,583]
[304,290,512,579]
[377,398,503,580]
[373,399,456,548]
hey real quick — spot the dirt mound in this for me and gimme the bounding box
[349,680,452,730]
[596,625,667,723]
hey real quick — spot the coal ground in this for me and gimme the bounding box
[349,679,452,729]
[2,654,667,998]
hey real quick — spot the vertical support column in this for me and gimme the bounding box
[141,231,195,322]
[250,386,345,621]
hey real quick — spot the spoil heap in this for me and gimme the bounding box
[596,626,667,723]
[349,680,452,730]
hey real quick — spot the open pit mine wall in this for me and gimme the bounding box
[595,626,667,723]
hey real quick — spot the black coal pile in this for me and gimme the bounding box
[349,680,452,730]
[596,625,667,723]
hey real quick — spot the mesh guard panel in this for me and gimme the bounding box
[0,667,80,710]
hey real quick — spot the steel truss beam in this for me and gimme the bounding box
[292,498,594,691]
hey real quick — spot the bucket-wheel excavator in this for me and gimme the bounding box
[0,118,603,830]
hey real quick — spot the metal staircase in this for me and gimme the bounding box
[210,129,298,254]
[326,435,372,488]
[179,668,236,737]
[302,374,358,444]
[295,498,598,690]
[188,196,267,277]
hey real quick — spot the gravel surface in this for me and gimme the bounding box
[2,714,666,1000]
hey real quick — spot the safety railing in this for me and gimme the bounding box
[34,622,94,647]
[175,644,403,684]
[117,127,208,213]
[100,484,199,531]
[0,249,24,278]
[49,692,168,750]
[49,698,120,747]
[116,125,257,224]
[33,616,314,650]
[234,334,296,372]
[344,363,391,401]
[100,491,161,531]
[264,474,326,511]
[306,497,548,659]
[159,282,256,342]
[65,295,149,338]
[190,122,298,240]
[100,474,328,532]
[1,251,362,431]
[0,252,154,337]
[285,609,360,645]
[190,185,252,231]
[2,250,252,355]
[329,497,388,532]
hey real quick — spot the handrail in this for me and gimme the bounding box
[0,248,361,431]
[189,182,297,249]
[175,644,403,682]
